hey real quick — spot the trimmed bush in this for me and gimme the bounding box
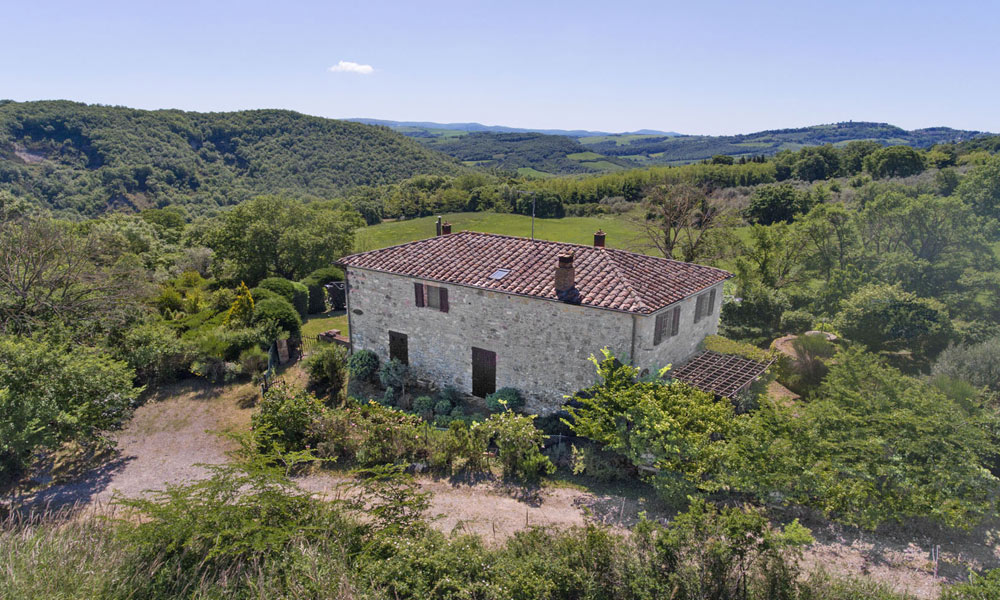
[253,297,301,340]
[258,277,309,319]
[486,387,524,413]
[301,267,344,314]
[249,286,280,305]
[434,399,452,416]
[303,344,348,400]
[348,349,380,383]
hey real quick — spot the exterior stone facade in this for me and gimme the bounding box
[633,281,725,375]
[345,268,724,414]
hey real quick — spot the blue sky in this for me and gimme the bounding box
[2,0,997,135]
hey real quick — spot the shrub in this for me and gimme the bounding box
[348,349,380,383]
[0,335,140,480]
[932,336,1000,392]
[379,387,396,407]
[224,282,255,327]
[310,402,432,467]
[253,297,301,339]
[781,309,815,335]
[249,286,280,304]
[118,322,194,384]
[155,287,184,314]
[251,383,325,451]
[238,346,268,379]
[301,267,344,314]
[413,395,435,418]
[303,344,348,400]
[210,287,236,312]
[486,387,524,413]
[433,415,452,428]
[437,385,464,408]
[378,359,409,393]
[112,448,344,599]
[942,568,1000,600]
[571,443,635,483]
[834,283,953,360]
[433,399,452,416]
[258,277,308,319]
[479,411,555,482]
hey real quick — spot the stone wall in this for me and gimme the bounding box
[632,281,724,375]
[346,267,636,414]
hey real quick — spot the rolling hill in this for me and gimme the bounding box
[0,101,467,217]
[346,118,680,137]
[357,119,989,176]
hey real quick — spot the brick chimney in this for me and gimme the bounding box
[441,222,452,235]
[594,229,606,247]
[555,252,575,293]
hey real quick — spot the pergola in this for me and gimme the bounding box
[670,351,773,398]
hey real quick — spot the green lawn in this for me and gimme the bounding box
[354,212,650,253]
[566,151,604,161]
[301,310,349,353]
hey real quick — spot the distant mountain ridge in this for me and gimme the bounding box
[347,118,681,138]
[363,119,990,176]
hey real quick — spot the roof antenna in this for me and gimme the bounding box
[531,195,536,241]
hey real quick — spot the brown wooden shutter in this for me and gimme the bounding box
[671,306,681,336]
[654,313,665,345]
[414,282,425,307]
[439,287,449,312]
[707,289,716,315]
[694,295,704,323]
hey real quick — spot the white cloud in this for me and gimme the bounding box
[327,61,374,75]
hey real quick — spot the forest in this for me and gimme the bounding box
[0,100,466,218]
[2,101,1000,599]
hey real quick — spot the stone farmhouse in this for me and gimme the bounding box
[337,226,736,414]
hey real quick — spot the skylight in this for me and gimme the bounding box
[489,269,511,280]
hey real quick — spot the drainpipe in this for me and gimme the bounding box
[629,313,638,365]
[344,269,354,354]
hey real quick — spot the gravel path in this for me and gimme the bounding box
[4,378,991,599]
[10,380,253,512]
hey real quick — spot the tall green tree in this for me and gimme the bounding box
[208,196,362,285]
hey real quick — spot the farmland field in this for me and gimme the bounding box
[355,212,648,253]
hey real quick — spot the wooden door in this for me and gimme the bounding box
[389,331,408,365]
[471,347,496,398]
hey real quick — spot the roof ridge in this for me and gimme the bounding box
[600,252,650,313]
[338,228,733,314]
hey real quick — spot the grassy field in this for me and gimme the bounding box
[566,151,604,161]
[354,212,649,253]
[301,310,349,353]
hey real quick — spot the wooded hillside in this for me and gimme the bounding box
[0,101,467,217]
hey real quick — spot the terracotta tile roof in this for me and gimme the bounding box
[337,231,732,314]
[671,351,773,398]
